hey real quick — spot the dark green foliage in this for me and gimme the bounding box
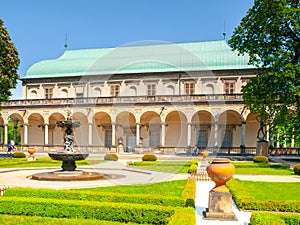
[293,163,300,175]
[253,155,269,163]
[0,19,20,103]
[104,153,119,161]
[142,154,157,161]
[0,197,174,224]
[4,188,187,207]
[251,212,300,225]
[229,0,300,145]
[12,152,26,158]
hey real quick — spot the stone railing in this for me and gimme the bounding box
[2,94,243,107]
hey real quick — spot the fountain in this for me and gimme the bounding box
[31,113,103,181]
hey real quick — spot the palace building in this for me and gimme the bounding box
[0,40,267,154]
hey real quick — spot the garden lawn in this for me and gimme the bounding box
[0,157,96,168]
[228,179,300,201]
[128,160,191,173]
[81,179,187,197]
[232,162,294,175]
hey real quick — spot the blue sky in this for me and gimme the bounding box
[1,0,253,99]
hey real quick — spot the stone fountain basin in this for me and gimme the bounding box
[48,152,89,161]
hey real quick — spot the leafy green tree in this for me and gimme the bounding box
[229,0,300,145]
[0,18,20,103]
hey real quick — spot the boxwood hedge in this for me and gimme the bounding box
[0,197,174,224]
[251,212,300,225]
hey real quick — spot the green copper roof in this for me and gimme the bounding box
[24,40,256,79]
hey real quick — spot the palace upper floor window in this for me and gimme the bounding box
[147,84,156,96]
[44,87,53,99]
[223,80,236,94]
[110,84,120,97]
[184,81,195,95]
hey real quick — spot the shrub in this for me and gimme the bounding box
[251,212,300,225]
[12,152,26,158]
[188,164,197,174]
[181,178,196,207]
[142,154,157,161]
[293,164,300,175]
[104,153,119,161]
[0,197,174,224]
[253,155,269,163]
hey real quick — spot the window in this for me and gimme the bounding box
[147,84,156,96]
[105,130,112,146]
[150,131,159,147]
[110,84,120,96]
[197,130,207,148]
[222,130,232,148]
[224,81,235,94]
[184,82,195,95]
[45,88,53,99]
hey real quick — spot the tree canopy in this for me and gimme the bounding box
[0,18,20,103]
[229,0,300,145]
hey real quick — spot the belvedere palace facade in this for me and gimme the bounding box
[0,40,273,153]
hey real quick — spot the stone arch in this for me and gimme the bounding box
[140,111,161,147]
[28,113,45,145]
[72,112,89,147]
[128,86,137,96]
[246,113,259,147]
[165,110,188,147]
[191,110,214,148]
[218,110,242,148]
[48,112,65,146]
[93,112,112,146]
[60,89,68,98]
[6,113,24,146]
[116,111,136,151]
[166,85,175,95]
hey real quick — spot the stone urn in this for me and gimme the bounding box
[206,158,235,193]
[200,150,209,159]
[28,148,36,156]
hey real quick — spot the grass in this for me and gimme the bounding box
[228,178,300,201]
[80,179,187,197]
[0,157,94,168]
[232,162,295,175]
[128,160,191,173]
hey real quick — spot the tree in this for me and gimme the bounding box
[228,0,300,145]
[0,18,20,103]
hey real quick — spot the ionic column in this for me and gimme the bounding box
[44,124,49,145]
[187,122,192,147]
[112,123,116,146]
[4,124,8,145]
[136,123,140,146]
[241,120,246,147]
[214,122,218,147]
[13,120,18,143]
[24,124,28,145]
[0,126,3,144]
[161,122,166,147]
[88,123,93,146]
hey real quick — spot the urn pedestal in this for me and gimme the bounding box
[203,158,237,221]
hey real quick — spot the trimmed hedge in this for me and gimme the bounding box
[142,154,157,161]
[12,152,26,158]
[253,155,269,163]
[227,179,300,212]
[0,214,130,225]
[181,177,196,207]
[0,197,174,224]
[104,153,119,161]
[293,163,300,175]
[5,187,186,207]
[168,207,196,225]
[250,212,300,225]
